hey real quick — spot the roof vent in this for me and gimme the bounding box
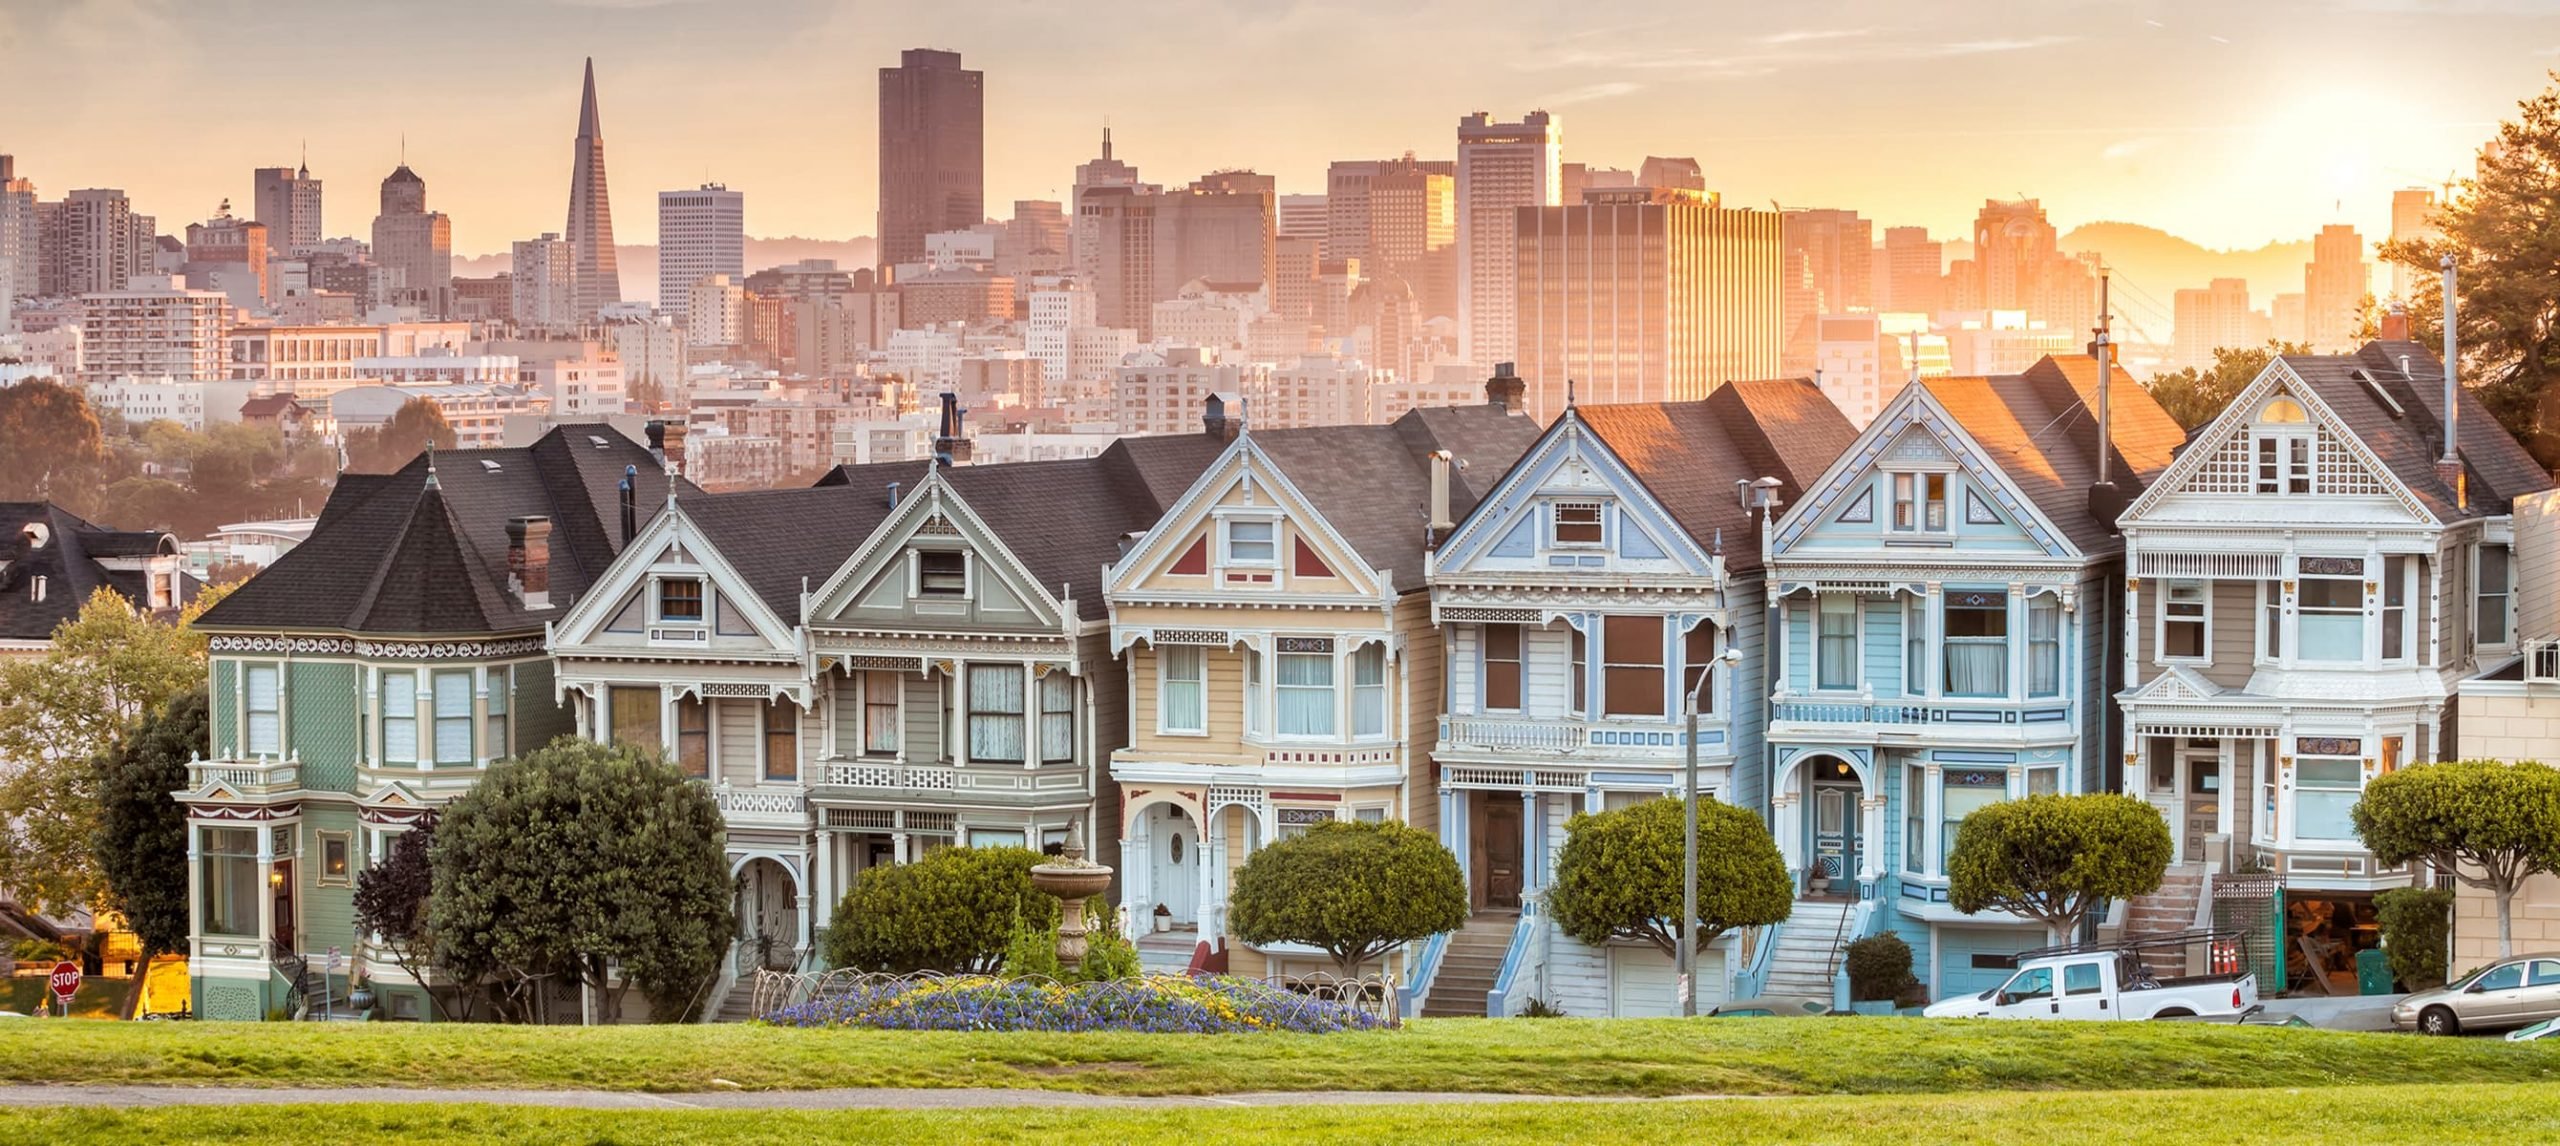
[2351,368,2406,420]
[588,435,610,448]
[19,523,47,549]
[480,459,502,471]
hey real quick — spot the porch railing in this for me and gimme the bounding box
[1395,929,1453,1019]
[2525,637,2560,684]
[1440,717,1585,753]
[1770,697,2069,728]
[714,786,808,816]
[1485,896,1547,1018]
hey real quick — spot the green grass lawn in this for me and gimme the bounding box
[0,1083,2549,1145]
[0,1016,2550,1096]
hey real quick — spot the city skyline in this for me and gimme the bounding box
[3,0,2552,258]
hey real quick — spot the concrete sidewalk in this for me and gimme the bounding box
[0,1086,1727,1111]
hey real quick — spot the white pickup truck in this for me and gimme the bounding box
[1923,944,2261,1022]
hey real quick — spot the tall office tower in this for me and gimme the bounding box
[1966,198,2095,337]
[59,189,153,296]
[1070,128,1153,279]
[1272,235,1321,325]
[1325,159,1384,263]
[1277,194,1327,243]
[1076,176,1270,339]
[0,156,36,304]
[1513,187,1782,418]
[2171,278,2268,371]
[253,162,324,256]
[371,165,452,316]
[1637,156,1704,192]
[876,47,984,270]
[657,183,744,319]
[183,205,271,306]
[565,58,622,320]
[1878,225,1944,315]
[2272,292,2308,346]
[512,232,579,329]
[2303,223,2369,352]
[1780,208,1875,372]
[2388,188,2439,302]
[1356,156,1455,322]
[1003,199,1068,274]
[1456,110,1561,367]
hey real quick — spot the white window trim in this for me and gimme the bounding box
[1889,471,1953,535]
[1156,645,1209,737]
[1219,514,1282,569]
[1549,500,1606,549]
[1812,594,1863,693]
[1479,623,1525,714]
[909,548,973,599]
[244,663,282,757]
[2156,579,2212,666]
[2478,542,2515,650]
[652,572,709,625]
[2284,753,2370,847]
[1270,647,1341,741]
[1351,642,1390,741]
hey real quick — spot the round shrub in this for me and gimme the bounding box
[1845,934,1917,1003]
[825,847,1057,974]
[2374,886,2451,991]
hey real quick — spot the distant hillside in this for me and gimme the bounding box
[2059,222,2313,331]
[452,235,876,301]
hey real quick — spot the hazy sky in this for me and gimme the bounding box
[4,0,2555,261]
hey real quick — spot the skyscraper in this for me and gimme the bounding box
[0,156,36,305]
[513,232,579,330]
[1456,110,1560,367]
[2172,278,2268,371]
[1076,175,1272,340]
[1960,198,2095,338]
[2388,188,2439,303]
[1878,226,1944,315]
[877,48,984,270]
[2303,223,2369,352]
[657,183,744,319]
[565,58,622,320]
[371,165,452,317]
[253,162,324,256]
[1513,186,1784,419]
[57,189,154,296]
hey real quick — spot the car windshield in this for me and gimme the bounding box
[2447,963,2502,991]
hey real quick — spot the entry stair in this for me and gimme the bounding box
[1418,910,1520,1018]
[1763,898,1857,1000]
[2121,869,2208,979]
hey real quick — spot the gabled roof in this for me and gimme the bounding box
[1573,378,1859,574]
[1240,404,1544,591]
[0,503,190,641]
[201,425,691,635]
[2275,342,2552,518]
[1914,355,2181,555]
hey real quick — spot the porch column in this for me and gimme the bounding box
[1772,790,1802,883]
[812,830,834,934]
[1521,790,1539,891]
[1196,810,1219,934]
[255,825,277,953]
[892,831,910,865]
[795,858,814,959]
[1859,794,1887,885]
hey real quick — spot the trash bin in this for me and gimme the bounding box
[2356,948,2394,995]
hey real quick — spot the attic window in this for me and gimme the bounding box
[1553,502,1604,546]
[658,578,704,621]
[917,551,968,596]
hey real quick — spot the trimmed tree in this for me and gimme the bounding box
[1948,793,2171,942]
[92,687,206,1013]
[428,738,733,1023]
[352,809,452,1019]
[2353,760,2560,959]
[1548,797,1792,958]
[1227,819,1469,975]
[825,846,1057,974]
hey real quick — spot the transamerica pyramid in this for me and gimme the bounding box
[566,57,621,320]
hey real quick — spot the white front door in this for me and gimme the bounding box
[1148,807,1197,927]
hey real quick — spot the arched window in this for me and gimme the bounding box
[2253,397,2313,494]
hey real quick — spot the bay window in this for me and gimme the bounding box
[2296,566,2364,662]
[675,695,710,778]
[863,670,901,754]
[966,665,1026,763]
[1903,596,1926,695]
[2027,765,2061,796]
[2293,757,2363,841]
[763,698,798,781]
[2262,581,2285,660]
[1482,624,1523,711]
[1039,672,1075,763]
[1816,595,1858,691]
[384,672,420,764]
[1159,647,1206,734]
[245,664,281,756]
[1245,649,1266,736]
[1903,767,1924,873]
[200,827,261,938]
[2163,581,2207,660]
[1352,645,1387,737]
[2383,556,2409,662]
[2027,595,2061,697]
[2480,544,2512,646]
[1275,647,1337,736]
[1570,628,1587,715]
[1943,592,2008,697]
[432,670,472,764]
[1602,616,1665,717]
[1941,769,2008,870]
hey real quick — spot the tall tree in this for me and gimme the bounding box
[428,737,733,1023]
[0,378,108,511]
[1226,820,1469,975]
[2354,761,2560,959]
[93,687,207,998]
[2378,72,2560,466]
[1549,797,1793,958]
[2144,342,2312,431]
[1948,793,2171,942]
[0,583,228,912]
[343,399,458,475]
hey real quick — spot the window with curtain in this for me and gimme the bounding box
[1353,645,1387,737]
[2262,581,2285,660]
[485,666,511,760]
[2164,581,2207,660]
[1903,767,1924,872]
[1276,651,1336,736]
[1160,647,1206,733]
[675,696,710,778]
[384,672,419,764]
[2480,544,2512,645]
[967,665,1026,762]
[763,699,799,781]
[200,827,261,938]
[1602,616,1665,717]
[1482,624,1523,710]
[1570,628,1587,715]
[1040,672,1075,763]
[863,670,901,754]
[1681,624,1716,712]
[2296,575,2364,661]
[432,671,473,764]
[608,685,658,753]
[1942,592,2008,697]
[2027,595,2060,697]
[2383,556,2409,661]
[1940,770,2009,871]
[2293,757,2363,840]
[1245,650,1266,737]
[1904,596,1926,695]
[245,664,281,756]
[1893,473,1948,532]
[1817,595,1858,690]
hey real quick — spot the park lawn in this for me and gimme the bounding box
[0,1017,2552,1096]
[0,1083,2551,1144]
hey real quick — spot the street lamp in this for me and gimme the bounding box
[1679,642,1747,1017]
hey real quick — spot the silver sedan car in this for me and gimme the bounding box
[2393,954,2560,1036]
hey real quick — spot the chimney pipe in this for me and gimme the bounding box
[2086,272,2128,529]
[2441,254,2464,508]
[1203,393,1228,439]
[933,391,972,466]
[507,515,554,609]
[645,419,667,468]
[887,481,902,509]
[1428,450,1454,539]
[1484,362,1526,414]
[619,464,637,546]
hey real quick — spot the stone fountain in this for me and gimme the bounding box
[1029,821,1115,970]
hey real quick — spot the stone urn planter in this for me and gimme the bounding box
[1029,823,1115,971]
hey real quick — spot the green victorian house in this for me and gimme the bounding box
[177,425,683,1021]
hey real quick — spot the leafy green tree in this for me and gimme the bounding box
[0,584,228,912]
[92,687,205,983]
[94,476,193,533]
[1948,793,2171,942]
[2144,342,2310,431]
[353,809,454,1019]
[2378,74,2560,465]
[0,378,108,511]
[2373,886,2453,991]
[343,398,458,475]
[2354,760,2560,959]
[428,738,733,1023]
[1549,797,1791,958]
[1227,819,1468,975]
[824,846,1057,974]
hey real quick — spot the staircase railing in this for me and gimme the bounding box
[1730,919,1780,1001]
[1394,929,1453,1019]
[1485,896,1547,1018]
[1828,900,1879,1012]
[268,943,311,1020]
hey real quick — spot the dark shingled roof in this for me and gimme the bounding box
[200,425,690,635]
[2269,342,2554,518]
[1247,404,1545,591]
[0,503,191,641]
[1919,354,2182,555]
[1573,378,1861,574]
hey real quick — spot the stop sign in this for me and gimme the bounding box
[48,961,80,1001]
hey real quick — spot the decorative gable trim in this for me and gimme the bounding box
[1429,409,1717,581]
[805,468,1071,631]
[1770,384,2075,559]
[1107,435,1388,603]
[549,501,799,654]
[2122,358,2438,525]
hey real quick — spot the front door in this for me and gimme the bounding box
[1484,799,1523,909]
[1811,780,1861,893]
[2179,750,2222,865]
[1149,807,1197,927]
[270,859,296,952]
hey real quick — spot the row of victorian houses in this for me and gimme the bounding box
[167,336,2555,1022]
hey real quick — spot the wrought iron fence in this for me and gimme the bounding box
[744,967,1400,1031]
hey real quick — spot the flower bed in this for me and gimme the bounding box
[760,973,1395,1033]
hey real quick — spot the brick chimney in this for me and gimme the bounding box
[934,391,972,466]
[1484,362,1526,414]
[1203,393,1244,442]
[507,515,553,609]
[662,419,688,477]
[2380,302,2411,343]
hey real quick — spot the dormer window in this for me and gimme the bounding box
[917,551,968,596]
[1225,519,1278,566]
[1891,474,1947,533]
[2253,398,2312,495]
[657,578,704,621]
[1552,501,1604,546]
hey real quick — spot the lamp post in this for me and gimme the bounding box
[1680,643,1748,1017]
